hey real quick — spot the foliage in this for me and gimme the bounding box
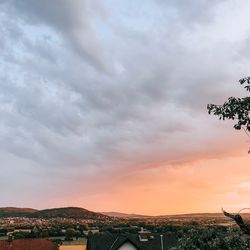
[207,77,250,132]
[65,228,76,241]
[170,227,250,250]
[13,231,32,239]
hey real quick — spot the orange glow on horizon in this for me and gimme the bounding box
[77,153,250,216]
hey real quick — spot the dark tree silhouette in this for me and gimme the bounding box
[207,77,250,131]
[222,209,250,235]
[208,78,250,234]
[207,77,250,152]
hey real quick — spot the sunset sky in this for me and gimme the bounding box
[0,0,250,215]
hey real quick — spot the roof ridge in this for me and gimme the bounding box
[109,236,119,250]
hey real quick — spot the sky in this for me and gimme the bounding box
[0,0,250,215]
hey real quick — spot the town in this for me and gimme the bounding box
[0,206,244,250]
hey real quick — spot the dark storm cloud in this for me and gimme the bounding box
[0,0,249,205]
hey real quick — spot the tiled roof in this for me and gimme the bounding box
[87,232,177,250]
[0,238,59,250]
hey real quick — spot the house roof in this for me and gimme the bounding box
[87,232,177,250]
[0,238,59,250]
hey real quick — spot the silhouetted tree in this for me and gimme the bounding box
[222,209,250,235]
[207,77,250,152]
[208,78,250,235]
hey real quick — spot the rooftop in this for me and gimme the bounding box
[87,232,177,250]
[0,238,59,250]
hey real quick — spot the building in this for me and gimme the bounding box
[0,238,59,250]
[86,231,177,250]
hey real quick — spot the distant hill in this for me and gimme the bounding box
[0,207,37,217]
[156,213,226,218]
[31,207,108,219]
[0,207,109,219]
[101,211,151,218]
[1,207,240,221]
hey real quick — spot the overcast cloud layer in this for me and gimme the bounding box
[0,0,250,211]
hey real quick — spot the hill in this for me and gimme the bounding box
[0,207,37,217]
[101,211,151,218]
[31,207,109,219]
[0,207,109,220]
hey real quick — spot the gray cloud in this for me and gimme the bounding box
[158,0,226,24]
[0,0,249,207]
[3,0,109,71]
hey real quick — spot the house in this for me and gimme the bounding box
[0,238,59,250]
[86,231,177,250]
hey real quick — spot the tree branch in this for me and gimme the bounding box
[222,209,250,235]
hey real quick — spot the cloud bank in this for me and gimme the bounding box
[0,0,249,213]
